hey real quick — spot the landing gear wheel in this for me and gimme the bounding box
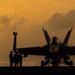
[70,60,73,67]
[41,61,44,67]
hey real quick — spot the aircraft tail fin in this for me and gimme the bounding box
[63,28,73,45]
[13,32,17,52]
[42,28,50,45]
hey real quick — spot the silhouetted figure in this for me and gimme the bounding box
[14,51,19,67]
[18,53,23,67]
[9,51,14,67]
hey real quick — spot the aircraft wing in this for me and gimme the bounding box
[68,46,75,55]
[13,31,49,56]
[61,28,75,55]
[59,44,75,56]
[17,45,49,56]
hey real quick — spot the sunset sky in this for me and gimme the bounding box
[0,0,75,57]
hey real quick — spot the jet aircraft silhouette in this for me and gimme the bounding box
[12,28,75,66]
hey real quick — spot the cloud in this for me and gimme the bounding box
[46,10,75,30]
[0,16,11,29]
[0,15,27,31]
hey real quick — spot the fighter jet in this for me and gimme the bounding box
[12,28,74,66]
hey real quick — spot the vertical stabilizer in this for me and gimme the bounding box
[63,28,73,45]
[13,32,17,52]
[42,28,50,45]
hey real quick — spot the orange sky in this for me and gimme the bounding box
[0,0,75,22]
[0,0,75,57]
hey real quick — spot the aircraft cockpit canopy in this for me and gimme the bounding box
[50,36,61,52]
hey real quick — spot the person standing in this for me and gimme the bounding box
[19,53,23,67]
[14,51,19,67]
[9,51,14,67]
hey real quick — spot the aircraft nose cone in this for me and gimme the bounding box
[50,36,61,52]
[50,36,61,45]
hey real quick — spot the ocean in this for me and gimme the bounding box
[0,55,75,67]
